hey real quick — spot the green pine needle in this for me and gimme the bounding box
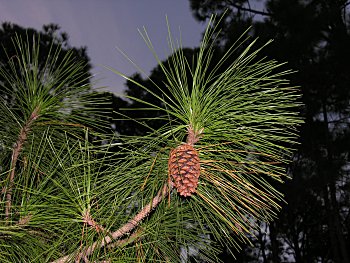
[0,15,302,262]
[108,14,303,259]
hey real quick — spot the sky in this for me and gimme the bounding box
[0,0,207,95]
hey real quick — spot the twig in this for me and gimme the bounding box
[228,0,272,17]
[83,210,106,233]
[17,213,33,226]
[5,107,40,221]
[186,125,203,146]
[105,229,141,250]
[52,183,171,263]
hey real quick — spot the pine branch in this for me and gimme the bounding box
[83,210,107,233]
[5,106,40,221]
[52,183,171,263]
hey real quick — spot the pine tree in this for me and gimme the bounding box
[1,16,302,262]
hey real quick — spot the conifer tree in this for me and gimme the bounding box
[0,16,302,262]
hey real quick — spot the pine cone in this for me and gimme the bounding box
[168,143,200,197]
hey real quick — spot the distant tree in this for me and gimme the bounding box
[0,23,91,103]
[115,48,198,136]
[0,23,118,137]
[189,0,350,262]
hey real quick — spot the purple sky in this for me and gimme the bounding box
[0,0,265,95]
[0,0,208,94]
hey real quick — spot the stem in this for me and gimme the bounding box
[5,107,40,221]
[186,125,203,146]
[52,183,171,263]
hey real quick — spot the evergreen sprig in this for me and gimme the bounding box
[107,15,303,261]
[0,15,302,262]
[0,34,110,262]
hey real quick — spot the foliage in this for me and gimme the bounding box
[109,15,302,261]
[0,29,109,262]
[0,23,91,103]
[0,16,302,262]
[188,1,350,262]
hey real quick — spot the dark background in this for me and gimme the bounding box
[1,1,349,262]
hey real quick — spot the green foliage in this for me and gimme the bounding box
[0,16,302,262]
[189,1,350,262]
[0,34,109,261]
[109,15,302,260]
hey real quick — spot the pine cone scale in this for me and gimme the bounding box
[168,143,200,197]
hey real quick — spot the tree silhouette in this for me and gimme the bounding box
[0,22,91,101]
[188,0,350,262]
[0,23,118,141]
[115,48,200,136]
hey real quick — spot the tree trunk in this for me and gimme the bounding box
[257,222,268,263]
[269,222,280,263]
[292,226,302,263]
[322,104,350,263]
[329,183,350,263]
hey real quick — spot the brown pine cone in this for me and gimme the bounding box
[168,143,200,197]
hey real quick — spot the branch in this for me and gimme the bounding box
[5,107,40,221]
[186,125,203,146]
[228,0,272,17]
[52,183,171,263]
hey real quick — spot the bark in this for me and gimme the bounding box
[5,107,40,220]
[52,183,171,263]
